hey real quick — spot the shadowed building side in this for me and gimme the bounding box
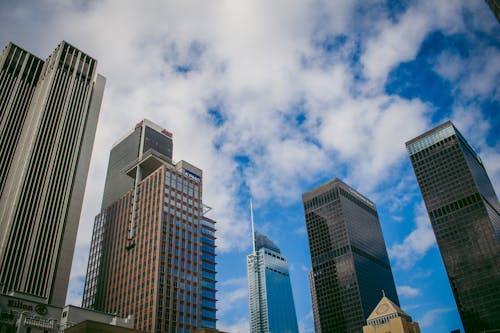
[406,121,500,332]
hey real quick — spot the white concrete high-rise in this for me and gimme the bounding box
[0,41,105,306]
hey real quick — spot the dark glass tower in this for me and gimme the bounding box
[0,41,105,306]
[302,178,399,333]
[406,121,500,332]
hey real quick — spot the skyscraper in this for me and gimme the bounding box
[0,41,105,306]
[83,120,216,333]
[247,209,299,333]
[302,178,399,333]
[406,121,500,332]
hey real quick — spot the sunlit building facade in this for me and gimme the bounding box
[247,232,299,333]
[406,121,500,332]
[302,178,399,333]
[83,120,217,332]
[363,293,420,333]
[0,41,105,306]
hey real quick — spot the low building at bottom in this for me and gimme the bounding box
[0,291,133,333]
[363,293,420,333]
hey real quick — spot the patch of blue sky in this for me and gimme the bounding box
[207,107,225,128]
[385,0,410,23]
[385,33,457,119]
[481,100,500,146]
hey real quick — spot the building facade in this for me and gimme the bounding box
[200,217,217,329]
[406,121,500,332]
[83,120,216,333]
[302,178,399,333]
[362,293,420,333]
[0,41,105,306]
[247,232,299,333]
[0,292,130,333]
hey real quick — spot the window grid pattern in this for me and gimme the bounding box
[407,125,500,331]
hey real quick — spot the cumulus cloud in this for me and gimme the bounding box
[218,317,249,333]
[397,285,421,298]
[389,203,437,269]
[217,276,248,316]
[298,311,315,333]
[419,307,454,328]
[1,1,498,328]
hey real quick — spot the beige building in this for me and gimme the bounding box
[363,293,420,333]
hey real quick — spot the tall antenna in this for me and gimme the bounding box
[250,199,256,254]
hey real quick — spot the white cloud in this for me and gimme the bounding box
[361,9,431,87]
[298,311,315,333]
[218,317,249,333]
[389,203,437,269]
[1,1,498,327]
[396,285,421,298]
[419,307,454,328]
[217,276,248,317]
[319,96,430,192]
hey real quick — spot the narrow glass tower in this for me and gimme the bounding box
[246,207,299,333]
[406,121,500,332]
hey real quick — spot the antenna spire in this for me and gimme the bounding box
[250,199,256,254]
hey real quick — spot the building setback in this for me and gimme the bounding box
[406,121,500,332]
[0,41,105,306]
[302,178,399,333]
[247,230,299,333]
[83,120,216,333]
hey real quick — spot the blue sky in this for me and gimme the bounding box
[1,1,499,332]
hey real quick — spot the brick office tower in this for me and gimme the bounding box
[302,179,399,333]
[83,120,217,332]
[406,121,500,332]
[0,41,105,306]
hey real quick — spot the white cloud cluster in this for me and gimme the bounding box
[396,285,421,298]
[389,203,437,270]
[418,307,454,328]
[1,1,498,326]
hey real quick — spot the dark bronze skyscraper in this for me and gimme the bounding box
[0,41,105,306]
[302,178,399,333]
[406,121,500,332]
[83,120,216,332]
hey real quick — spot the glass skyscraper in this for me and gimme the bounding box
[83,120,217,332]
[0,41,105,306]
[406,121,500,332]
[302,178,399,333]
[247,231,299,333]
